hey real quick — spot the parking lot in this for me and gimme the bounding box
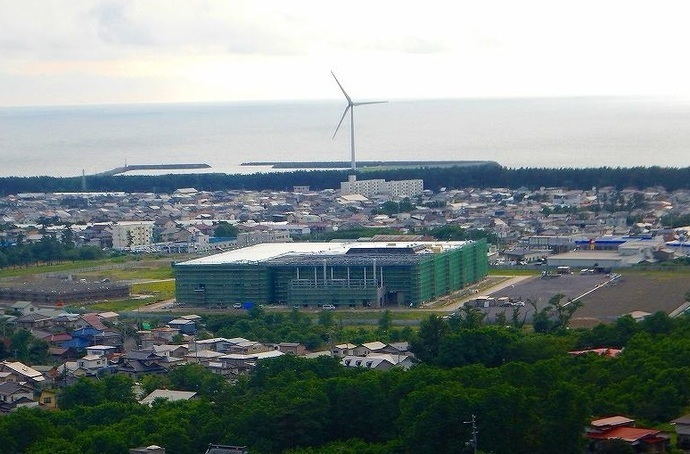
[473,271,690,326]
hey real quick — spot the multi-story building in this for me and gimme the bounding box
[340,175,423,199]
[109,221,154,250]
[174,239,488,308]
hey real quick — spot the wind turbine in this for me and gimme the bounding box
[331,71,386,171]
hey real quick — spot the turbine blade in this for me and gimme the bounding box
[332,105,350,139]
[353,101,388,106]
[331,71,353,104]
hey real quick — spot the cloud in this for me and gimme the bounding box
[91,2,152,46]
[2,0,690,106]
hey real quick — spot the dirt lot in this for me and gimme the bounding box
[572,271,690,325]
[483,271,690,326]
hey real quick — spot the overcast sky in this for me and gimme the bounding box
[1,0,689,106]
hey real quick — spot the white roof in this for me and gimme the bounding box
[220,350,284,360]
[80,354,103,361]
[97,312,119,319]
[341,354,396,369]
[177,241,469,266]
[334,343,357,349]
[152,344,185,354]
[193,337,246,345]
[185,350,224,359]
[139,389,196,406]
[1,361,45,382]
[304,350,332,359]
[87,345,117,351]
[360,341,387,351]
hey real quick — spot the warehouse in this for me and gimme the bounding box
[174,240,488,308]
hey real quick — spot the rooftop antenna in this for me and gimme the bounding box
[331,71,386,172]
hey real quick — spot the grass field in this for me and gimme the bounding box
[6,256,690,330]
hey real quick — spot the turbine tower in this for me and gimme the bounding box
[331,71,386,171]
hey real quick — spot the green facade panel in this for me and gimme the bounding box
[174,240,489,308]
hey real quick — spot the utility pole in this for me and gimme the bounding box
[463,414,478,454]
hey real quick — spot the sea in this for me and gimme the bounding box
[1,96,690,178]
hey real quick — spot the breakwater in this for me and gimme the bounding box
[95,163,211,176]
[241,160,497,169]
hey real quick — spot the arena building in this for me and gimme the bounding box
[174,240,488,308]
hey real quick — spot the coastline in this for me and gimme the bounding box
[95,163,211,176]
[241,160,498,169]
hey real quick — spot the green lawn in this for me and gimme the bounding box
[84,297,158,312]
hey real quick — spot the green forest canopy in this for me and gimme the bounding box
[3,164,690,194]
[3,310,690,453]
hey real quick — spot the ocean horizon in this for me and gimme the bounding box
[1,96,690,178]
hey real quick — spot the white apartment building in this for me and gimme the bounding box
[110,221,155,250]
[340,175,423,199]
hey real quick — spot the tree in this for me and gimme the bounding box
[410,315,448,364]
[437,327,515,368]
[377,310,392,336]
[531,294,582,334]
[9,329,48,364]
[61,224,75,249]
[214,221,238,238]
[318,310,335,330]
[167,363,227,397]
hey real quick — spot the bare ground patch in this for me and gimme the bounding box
[573,272,690,324]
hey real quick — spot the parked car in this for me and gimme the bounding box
[322,304,337,310]
[233,303,242,309]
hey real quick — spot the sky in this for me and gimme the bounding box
[1,0,690,107]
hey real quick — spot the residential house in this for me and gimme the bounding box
[9,301,38,315]
[0,381,36,413]
[0,361,46,388]
[190,337,237,353]
[150,326,180,343]
[184,349,224,365]
[38,389,57,409]
[332,343,356,358]
[117,350,168,378]
[341,354,397,371]
[86,345,117,358]
[353,341,387,357]
[273,342,306,355]
[48,346,78,362]
[74,354,111,377]
[129,445,166,454]
[13,313,53,330]
[204,444,249,454]
[209,350,284,378]
[76,313,110,331]
[166,318,196,335]
[568,348,623,358]
[672,414,690,450]
[97,311,120,324]
[152,344,188,361]
[225,339,269,355]
[51,312,82,330]
[585,416,670,452]
[63,327,101,349]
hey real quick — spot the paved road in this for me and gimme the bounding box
[441,275,535,312]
